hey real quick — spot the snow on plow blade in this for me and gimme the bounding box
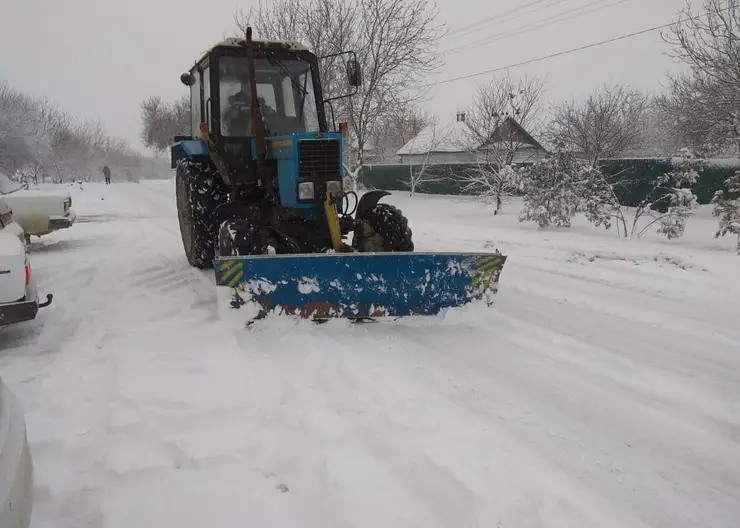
[214,252,507,320]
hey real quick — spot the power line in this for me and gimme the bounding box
[444,0,566,39]
[426,26,666,87]
[421,5,728,89]
[461,0,634,53]
[442,0,629,57]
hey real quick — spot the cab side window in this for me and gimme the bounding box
[0,210,13,228]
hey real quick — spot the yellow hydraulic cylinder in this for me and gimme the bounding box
[323,192,343,252]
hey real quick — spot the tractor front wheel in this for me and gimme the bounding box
[217,218,266,257]
[353,203,414,252]
[176,159,229,268]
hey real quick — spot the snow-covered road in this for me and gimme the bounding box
[1,180,739,527]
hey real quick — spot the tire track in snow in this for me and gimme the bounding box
[509,258,740,335]
[242,320,655,527]
[499,286,740,397]
[331,315,740,528]
[230,322,484,528]
[18,219,172,528]
[2,182,225,528]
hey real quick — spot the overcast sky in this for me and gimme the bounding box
[0,0,690,153]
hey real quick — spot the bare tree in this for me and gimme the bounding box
[237,0,358,102]
[236,0,443,183]
[402,119,451,195]
[661,0,740,156]
[460,73,546,214]
[0,83,57,178]
[461,164,521,213]
[550,84,649,165]
[637,98,685,157]
[140,95,190,153]
[1,80,144,184]
[464,73,547,150]
[48,119,106,182]
[365,103,431,164]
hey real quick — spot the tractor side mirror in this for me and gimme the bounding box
[180,72,195,86]
[346,59,362,87]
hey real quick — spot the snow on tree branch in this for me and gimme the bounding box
[578,147,704,239]
[633,148,703,239]
[460,163,520,215]
[1,81,144,183]
[459,73,546,215]
[518,148,584,229]
[711,170,740,253]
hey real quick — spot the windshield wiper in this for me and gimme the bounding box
[266,55,307,96]
[266,55,310,119]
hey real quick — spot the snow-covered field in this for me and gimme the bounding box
[0,179,739,527]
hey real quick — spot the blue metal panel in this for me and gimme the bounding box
[269,135,300,207]
[252,132,345,209]
[177,140,208,157]
[214,251,507,319]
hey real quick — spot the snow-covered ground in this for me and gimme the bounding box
[0,180,739,527]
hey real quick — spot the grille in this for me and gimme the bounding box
[298,139,340,182]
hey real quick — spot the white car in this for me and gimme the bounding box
[0,196,26,246]
[0,172,76,243]
[0,207,53,326]
[0,375,34,528]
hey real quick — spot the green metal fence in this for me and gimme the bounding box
[358,159,740,205]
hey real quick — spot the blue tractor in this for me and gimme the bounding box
[172,29,507,321]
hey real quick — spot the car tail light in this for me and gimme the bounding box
[64,198,71,212]
[25,263,30,285]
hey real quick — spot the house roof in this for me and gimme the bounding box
[397,114,547,156]
[396,118,476,155]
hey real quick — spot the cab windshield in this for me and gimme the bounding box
[219,56,320,138]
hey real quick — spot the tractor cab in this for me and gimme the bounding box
[174,36,361,198]
[178,37,362,141]
[179,38,330,141]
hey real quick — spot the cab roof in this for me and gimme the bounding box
[212,37,310,51]
[192,36,313,71]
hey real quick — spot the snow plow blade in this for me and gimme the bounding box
[214,251,507,320]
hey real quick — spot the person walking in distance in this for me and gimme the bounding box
[102,165,111,185]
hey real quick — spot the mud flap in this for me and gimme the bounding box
[214,252,507,320]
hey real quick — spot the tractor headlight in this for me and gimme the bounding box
[298,181,315,200]
[326,180,342,198]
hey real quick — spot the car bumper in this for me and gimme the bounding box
[0,378,34,528]
[48,209,76,230]
[0,282,52,326]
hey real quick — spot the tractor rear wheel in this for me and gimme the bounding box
[176,159,229,269]
[354,203,414,252]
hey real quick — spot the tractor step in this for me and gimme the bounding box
[215,251,507,320]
